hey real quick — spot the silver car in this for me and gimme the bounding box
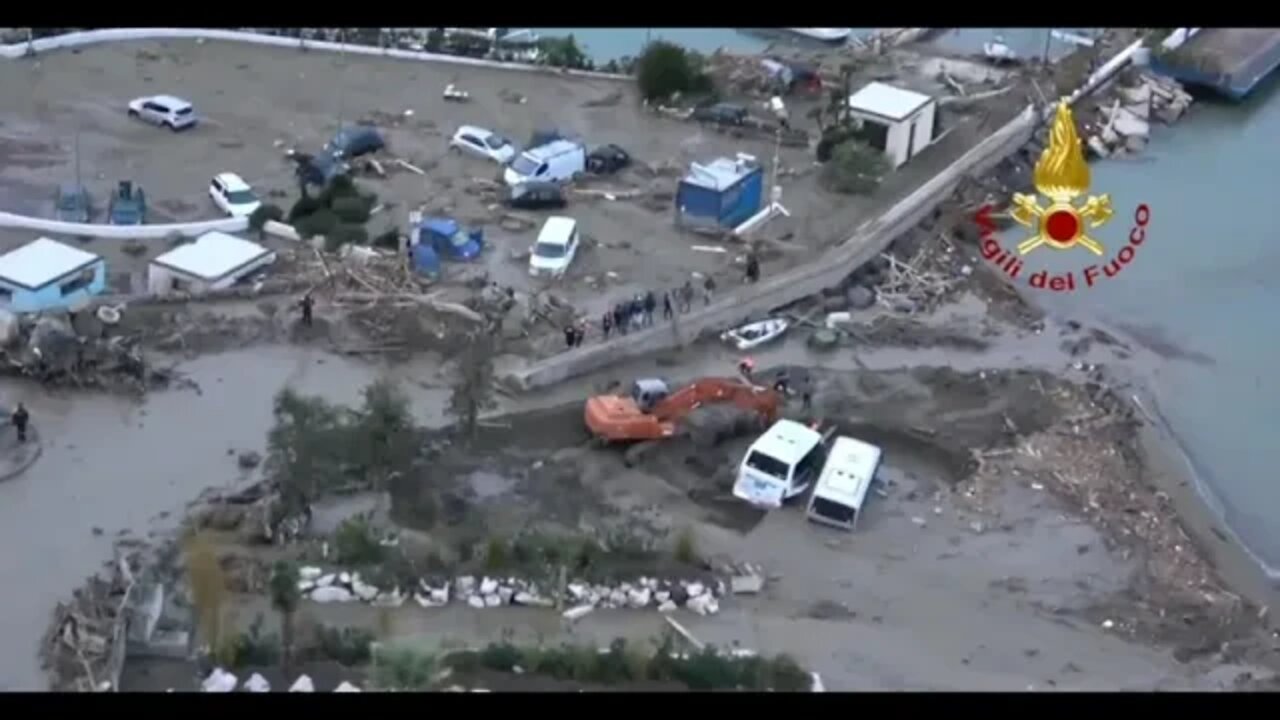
[127,94,197,131]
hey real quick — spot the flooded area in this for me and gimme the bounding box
[0,345,447,689]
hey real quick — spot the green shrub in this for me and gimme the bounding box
[226,614,280,669]
[294,208,339,239]
[333,516,386,566]
[822,139,892,196]
[325,223,369,251]
[288,195,322,222]
[673,527,699,564]
[249,203,285,232]
[371,647,438,690]
[318,175,359,205]
[635,41,714,102]
[313,624,375,666]
[330,196,372,224]
[478,642,523,672]
[484,538,509,570]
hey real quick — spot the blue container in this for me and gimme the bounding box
[675,157,764,230]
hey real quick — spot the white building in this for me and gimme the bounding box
[846,82,937,168]
[147,232,276,296]
[0,237,106,313]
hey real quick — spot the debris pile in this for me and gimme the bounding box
[0,310,181,394]
[1086,73,1194,159]
[294,567,725,615]
[42,557,137,692]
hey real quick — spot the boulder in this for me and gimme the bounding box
[497,586,515,605]
[658,600,677,613]
[316,573,337,588]
[201,668,238,693]
[1123,101,1150,121]
[562,604,594,621]
[243,673,271,693]
[299,566,323,581]
[731,574,764,595]
[483,593,502,607]
[310,586,354,604]
[371,589,405,608]
[628,587,652,608]
[1111,109,1150,139]
[685,582,705,598]
[351,575,380,602]
[514,591,554,608]
[479,577,498,595]
[687,594,719,616]
[567,582,589,600]
[467,595,485,609]
[289,675,315,693]
[456,575,476,594]
[414,592,444,608]
[334,681,361,693]
[1118,84,1152,105]
[609,589,628,607]
[1124,134,1148,153]
[430,587,449,604]
[654,590,671,603]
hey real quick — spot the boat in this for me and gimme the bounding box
[442,84,470,103]
[982,35,1020,65]
[721,318,790,351]
[785,28,853,44]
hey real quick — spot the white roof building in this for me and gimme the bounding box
[846,82,938,168]
[148,232,275,295]
[0,237,101,290]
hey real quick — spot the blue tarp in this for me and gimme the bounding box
[675,157,764,229]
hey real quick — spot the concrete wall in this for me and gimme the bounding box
[0,210,248,241]
[0,258,106,313]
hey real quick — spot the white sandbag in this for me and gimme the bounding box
[201,668,238,692]
[243,673,271,693]
[310,585,354,603]
[334,681,361,692]
[289,675,315,692]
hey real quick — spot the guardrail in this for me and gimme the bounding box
[0,211,248,239]
[0,28,632,81]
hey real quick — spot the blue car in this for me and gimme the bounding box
[417,217,484,261]
[108,180,147,225]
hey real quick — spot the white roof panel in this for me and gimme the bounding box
[750,419,823,465]
[847,82,933,122]
[0,237,100,289]
[152,232,271,281]
[815,436,883,505]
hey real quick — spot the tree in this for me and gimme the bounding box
[248,204,284,241]
[635,41,712,102]
[269,560,302,678]
[538,35,588,69]
[265,388,346,516]
[185,532,229,660]
[447,332,497,439]
[353,379,418,510]
[822,139,892,196]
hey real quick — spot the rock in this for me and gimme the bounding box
[513,591,551,607]
[243,673,271,693]
[847,285,876,310]
[628,587,652,608]
[1123,101,1150,121]
[351,575,379,602]
[670,585,689,606]
[686,582,706,598]
[201,668,238,693]
[237,451,262,469]
[289,675,315,693]
[334,681,361,692]
[467,594,486,609]
[497,586,515,605]
[658,600,677,613]
[479,577,498,595]
[338,572,351,585]
[310,586,354,604]
[609,589,628,607]
[456,575,476,594]
[1118,84,1152,105]
[562,604,594,621]
[1124,134,1147,153]
[567,582,589,600]
[316,573,336,588]
[414,592,445,608]
[1101,126,1120,146]
[1157,101,1187,124]
[483,593,502,608]
[655,590,671,603]
[687,594,719,616]
[731,574,764,595]
[430,587,449,604]
[299,566,323,581]
[1111,109,1150,139]
[297,579,316,594]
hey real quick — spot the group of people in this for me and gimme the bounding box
[738,357,813,411]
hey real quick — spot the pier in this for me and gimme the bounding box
[1152,28,1280,100]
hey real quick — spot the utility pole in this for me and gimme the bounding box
[74,130,81,189]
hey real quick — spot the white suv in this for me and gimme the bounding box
[127,95,197,131]
[209,173,261,217]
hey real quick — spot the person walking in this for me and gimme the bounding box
[576,321,588,347]
[738,356,756,382]
[702,275,716,306]
[662,291,674,320]
[299,293,315,328]
[680,280,694,313]
[613,303,627,336]
[801,387,813,411]
[745,252,761,284]
[643,291,657,327]
[564,324,577,349]
[11,402,29,444]
[601,311,613,340]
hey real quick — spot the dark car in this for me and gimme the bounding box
[53,183,92,223]
[693,102,749,127]
[506,181,567,210]
[293,151,349,189]
[587,144,631,175]
[108,180,146,225]
[325,125,386,158]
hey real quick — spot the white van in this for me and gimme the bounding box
[732,419,826,509]
[503,140,586,186]
[529,216,580,277]
[806,436,883,532]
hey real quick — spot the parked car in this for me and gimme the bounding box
[692,102,749,127]
[587,144,631,175]
[127,94,197,131]
[529,216,581,278]
[450,125,517,165]
[325,125,385,158]
[417,217,484,262]
[108,180,146,225]
[506,181,566,210]
[503,140,586,187]
[209,173,262,218]
[52,183,92,223]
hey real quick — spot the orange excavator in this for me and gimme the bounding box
[585,377,782,445]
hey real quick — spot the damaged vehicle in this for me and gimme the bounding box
[693,102,749,127]
[107,180,147,225]
[325,125,386,159]
[587,144,631,175]
[505,180,566,210]
[52,184,92,223]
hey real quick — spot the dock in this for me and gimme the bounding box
[1152,28,1280,100]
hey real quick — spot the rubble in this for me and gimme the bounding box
[297,568,725,615]
[41,556,138,692]
[0,312,184,394]
[1085,73,1193,160]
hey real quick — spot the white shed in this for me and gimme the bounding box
[846,82,937,168]
[147,232,276,296]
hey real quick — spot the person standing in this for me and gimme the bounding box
[702,275,716,306]
[801,387,813,411]
[299,293,315,328]
[745,252,761,284]
[738,357,756,382]
[564,324,577,349]
[613,303,626,336]
[576,321,588,347]
[643,291,657,327]
[11,403,29,444]
[680,280,694,313]
[662,291,674,320]
[601,311,613,340]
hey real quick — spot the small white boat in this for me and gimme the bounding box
[983,36,1019,64]
[442,84,470,102]
[785,28,853,44]
[721,317,790,351]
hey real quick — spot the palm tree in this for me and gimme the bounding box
[269,560,302,678]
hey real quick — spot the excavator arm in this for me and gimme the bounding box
[650,378,780,423]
